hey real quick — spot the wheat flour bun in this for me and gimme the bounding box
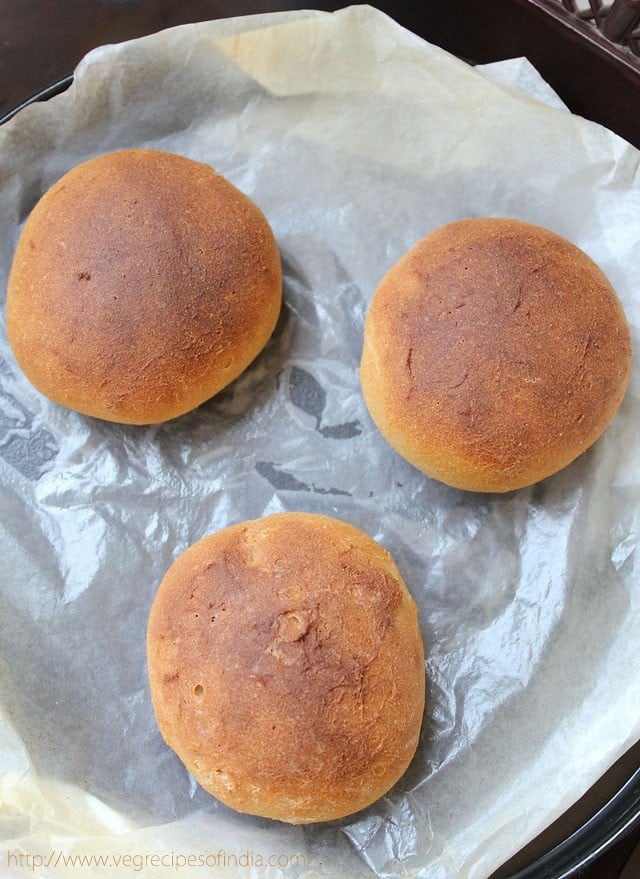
[147,512,425,824]
[6,149,281,424]
[360,217,632,493]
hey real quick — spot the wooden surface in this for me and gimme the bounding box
[1,2,639,877]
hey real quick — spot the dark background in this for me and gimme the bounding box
[2,2,640,877]
[4,0,640,147]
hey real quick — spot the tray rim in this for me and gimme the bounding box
[0,74,74,125]
[501,759,640,878]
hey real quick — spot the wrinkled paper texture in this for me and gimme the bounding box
[0,7,639,878]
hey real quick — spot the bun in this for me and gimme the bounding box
[6,149,281,424]
[146,512,425,824]
[360,217,632,492]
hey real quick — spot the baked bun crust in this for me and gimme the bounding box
[147,512,425,824]
[6,149,281,424]
[361,218,632,492]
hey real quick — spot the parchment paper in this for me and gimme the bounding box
[0,7,639,878]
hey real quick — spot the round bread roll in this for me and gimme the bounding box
[6,149,281,424]
[147,512,425,824]
[360,218,632,493]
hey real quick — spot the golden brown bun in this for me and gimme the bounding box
[6,149,281,424]
[361,218,632,493]
[147,512,425,824]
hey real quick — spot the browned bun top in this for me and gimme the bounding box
[146,512,425,824]
[360,217,632,492]
[6,149,281,424]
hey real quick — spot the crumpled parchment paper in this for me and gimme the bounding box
[0,7,639,879]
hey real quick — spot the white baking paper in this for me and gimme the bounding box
[0,7,639,879]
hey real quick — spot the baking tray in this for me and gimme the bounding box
[1,24,640,877]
